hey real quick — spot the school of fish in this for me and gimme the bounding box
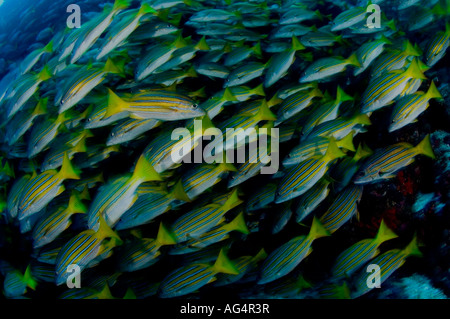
[0,0,448,299]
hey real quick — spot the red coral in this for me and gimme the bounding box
[397,170,415,196]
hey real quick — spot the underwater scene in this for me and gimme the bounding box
[0,0,449,300]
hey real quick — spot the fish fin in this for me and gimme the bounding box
[42,40,54,53]
[223,212,249,235]
[32,97,48,116]
[324,138,346,162]
[217,155,237,172]
[97,215,122,244]
[267,94,283,108]
[103,58,125,76]
[308,216,330,240]
[59,152,80,180]
[67,192,87,214]
[72,135,88,153]
[252,248,268,263]
[403,233,423,257]
[251,83,266,97]
[23,265,38,291]
[374,219,398,245]
[138,2,156,16]
[346,53,361,67]
[292,36,305,51]
[335,86,353,104]
[112,0,130,12]
[132,155,162,183]
[212,249,239,275]
[403,58,427,80]
[170,179,191,202]
[253,99,277,122]
[415,134,435,159]
[79,185,91,201]
[353,113,372,125]
[99,284,114,299]
[425,81,442,100]
[123,288,137,299]
[194,36,210,51]
[309,86,323,98]
[105,88,129,118]
[402,40,420,56]
[222,189,243,212]
[37,65,52,82]
[337,133,356,152]
[354,143,373,161]
[252,41,263,57]
[156,222,177,246]
[68,191,87,214]
[222,87,238,102]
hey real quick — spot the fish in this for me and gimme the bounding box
[179,162,237,201]
[134,33,187,81]
[224,42,262,67]
[350,235,422,298]
[299,53,360,83]
[3,266,37,298]
[276,139,346,203]
[158,249,239,298]
[96,3,156,60]
[330,142,373,192]
[41,130,93,171]
[27,111,71,158]
[303,113,371,142]
[424,22,450,66]
[115,180,188,230]
[106,118,160,146]
[258,216,330,284]
[354,35,392,76]
[5,65,52,119]
[354,134,436,184]
[19,40,54,75]
[70,0,131,64]
[360,58,427,114]
[170,189,242,242]
[87,155,162,229]
[330,6,368,32]
[213,249,267,287]
[389,80,443,132]
[32,191,87,249]
[224,61,267,88]
[170,212,249,254]
[294,178,330,223]
[55,216,122,286]
[59,58,125,113]
[301,86,354,138]
[331,219,397,279]
[104,88,205,121]
[246,183,277,212]
[5,97,47,146]
[275,85,323,125]
[284,134,355,167]
[264,36,305,88]
[17,153,80,221]
[319,185,363,234]
[117,222,177,272]
[370,40,420,79]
